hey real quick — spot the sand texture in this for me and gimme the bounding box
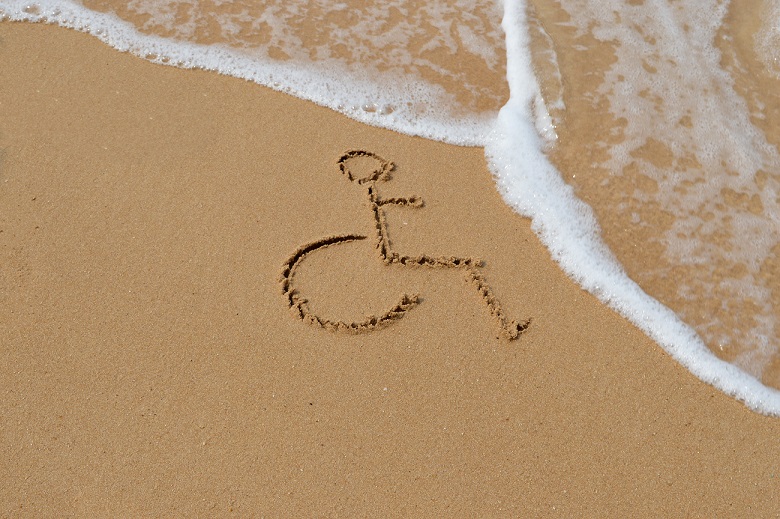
[1,23,780,517]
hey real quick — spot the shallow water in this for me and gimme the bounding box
[79,0,508,143]
[1,0,779,412]
[83,0,509,113]
[527,0,780,388]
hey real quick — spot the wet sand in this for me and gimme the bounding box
[526,0,780,387]
[1,22,779,517]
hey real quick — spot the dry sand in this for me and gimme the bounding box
[1,22,779,517]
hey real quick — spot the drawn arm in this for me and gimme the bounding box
[376,195,424,208]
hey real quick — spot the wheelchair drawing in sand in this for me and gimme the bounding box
[280,150,530,340]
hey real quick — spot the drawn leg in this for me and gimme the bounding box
[280,234,419,333]
[465,266,531,340]
[381,247,530,340]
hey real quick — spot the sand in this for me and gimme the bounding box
[1,22,779,517]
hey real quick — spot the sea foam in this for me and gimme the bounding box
[0,0,496,145]
[488,0,780,415]
[548,0,780,385]
[2,0,780,414]
[756,1,780,78]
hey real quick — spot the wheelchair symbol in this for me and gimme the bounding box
[280,150,530,339]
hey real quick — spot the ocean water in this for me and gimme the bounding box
[2,0,779,414]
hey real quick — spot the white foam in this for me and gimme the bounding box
[488,0,780,415]
[756,0,780,77]
[0,0,492,146]
[547,0,780,384]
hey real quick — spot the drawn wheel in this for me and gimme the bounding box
[280,234,419,333]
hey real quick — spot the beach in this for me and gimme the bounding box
[2,20,780,517]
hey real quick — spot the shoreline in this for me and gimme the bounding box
[6,0,779,400]
[2,21,779,516]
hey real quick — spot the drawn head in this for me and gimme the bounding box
[338,150,395,184]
